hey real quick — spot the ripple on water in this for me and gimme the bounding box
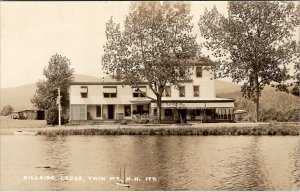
[0,135,299,191]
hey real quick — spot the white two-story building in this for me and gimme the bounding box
[69,61,235,123]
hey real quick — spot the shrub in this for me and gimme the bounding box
[132,114,149,124]
[259,107,299,122]
[46,105,68,125]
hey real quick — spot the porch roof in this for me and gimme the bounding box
[150,97,235,108]
[159,97,234,103]
[129,98,152,104]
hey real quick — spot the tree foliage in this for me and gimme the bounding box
[199,1,300,121]
[31,54,74,124]
[102,1,199,123]
[0,105,14,116]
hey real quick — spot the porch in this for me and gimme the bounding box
[70,103,150,121]
[150,98,235,123]
[159,107,235,123]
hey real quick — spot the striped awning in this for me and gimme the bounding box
[103,87,117,93]
[132,87,146,92]
[80,87,88,93]
[130,98,151,104]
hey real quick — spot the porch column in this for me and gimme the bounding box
[101,104,103,120]
[131,104,133,117]
[85,104,87,120]
[117,104,119,120]
[69,104,72,121]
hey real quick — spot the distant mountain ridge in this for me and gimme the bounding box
[215,80,241,96]
[0,74,101,110]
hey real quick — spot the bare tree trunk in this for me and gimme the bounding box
[255,75,260,122]
[256,95,260,122]
[156,96,162,124]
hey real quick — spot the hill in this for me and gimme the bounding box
[0,74,101,110]
[217,85,299,122]
[215,79,241,95]
[1,83,37,110]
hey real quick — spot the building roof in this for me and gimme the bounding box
[127,97,235,103]
[189,56,215,66]
[71,57,215,85]
[13,106,41,112]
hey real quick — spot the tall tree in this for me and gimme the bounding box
[0,105,14,116]
[102,1,199,123]
[199,1,299,121]
[31,54,74,124]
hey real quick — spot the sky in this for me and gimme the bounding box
[0,1,298,88]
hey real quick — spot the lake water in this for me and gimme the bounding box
[1,135,299,191]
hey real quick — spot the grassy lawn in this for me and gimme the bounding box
[1,115,298,136]
[0,115,48,129]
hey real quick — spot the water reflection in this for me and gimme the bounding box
[40,136,71,191]
[1,135,299,191]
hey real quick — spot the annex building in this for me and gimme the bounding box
[69,60,235,123]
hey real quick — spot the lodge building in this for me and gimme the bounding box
[69,60,235,123]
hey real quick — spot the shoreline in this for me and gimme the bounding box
[2,122,299,136]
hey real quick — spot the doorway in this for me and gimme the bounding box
[178,108,187,121]
[108,105,114,119]
[137,105,143,114]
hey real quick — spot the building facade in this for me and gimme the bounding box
[69,63,235,123]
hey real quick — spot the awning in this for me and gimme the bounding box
[151,101,234,108]
[234,110,247,114]
[103,88,117,93]
[151,103,205,108]
[80,87,88,93]
[132,87,146,92]
[130,98,151,104]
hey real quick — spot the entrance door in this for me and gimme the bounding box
[108,105,114,119]
[178,109,187,121]
[137,105,143,114]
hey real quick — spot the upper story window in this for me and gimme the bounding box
[132,87,146,97]
[196,67,202,77]
[179,86,185,97]
[103,86,117,98]
[81,86,88,98]
[194,86,199,97]
[164,86,171,97]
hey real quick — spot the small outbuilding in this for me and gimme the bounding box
[21,109,45,120]
[11,108,45,120]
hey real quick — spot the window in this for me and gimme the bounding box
[164,86,171,97]
[196,67,202,77]
[103,86,117,98]
[179,86,185,97]
[132,87,146,97]
[96,106,101,117]
[164,109,173,116]
[192,109,201,116]
[194,86,199,97]
[81,86,88,98]
[103,93,117,98]
[124,105,131,116]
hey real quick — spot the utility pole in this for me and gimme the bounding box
[58,87,61,126]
